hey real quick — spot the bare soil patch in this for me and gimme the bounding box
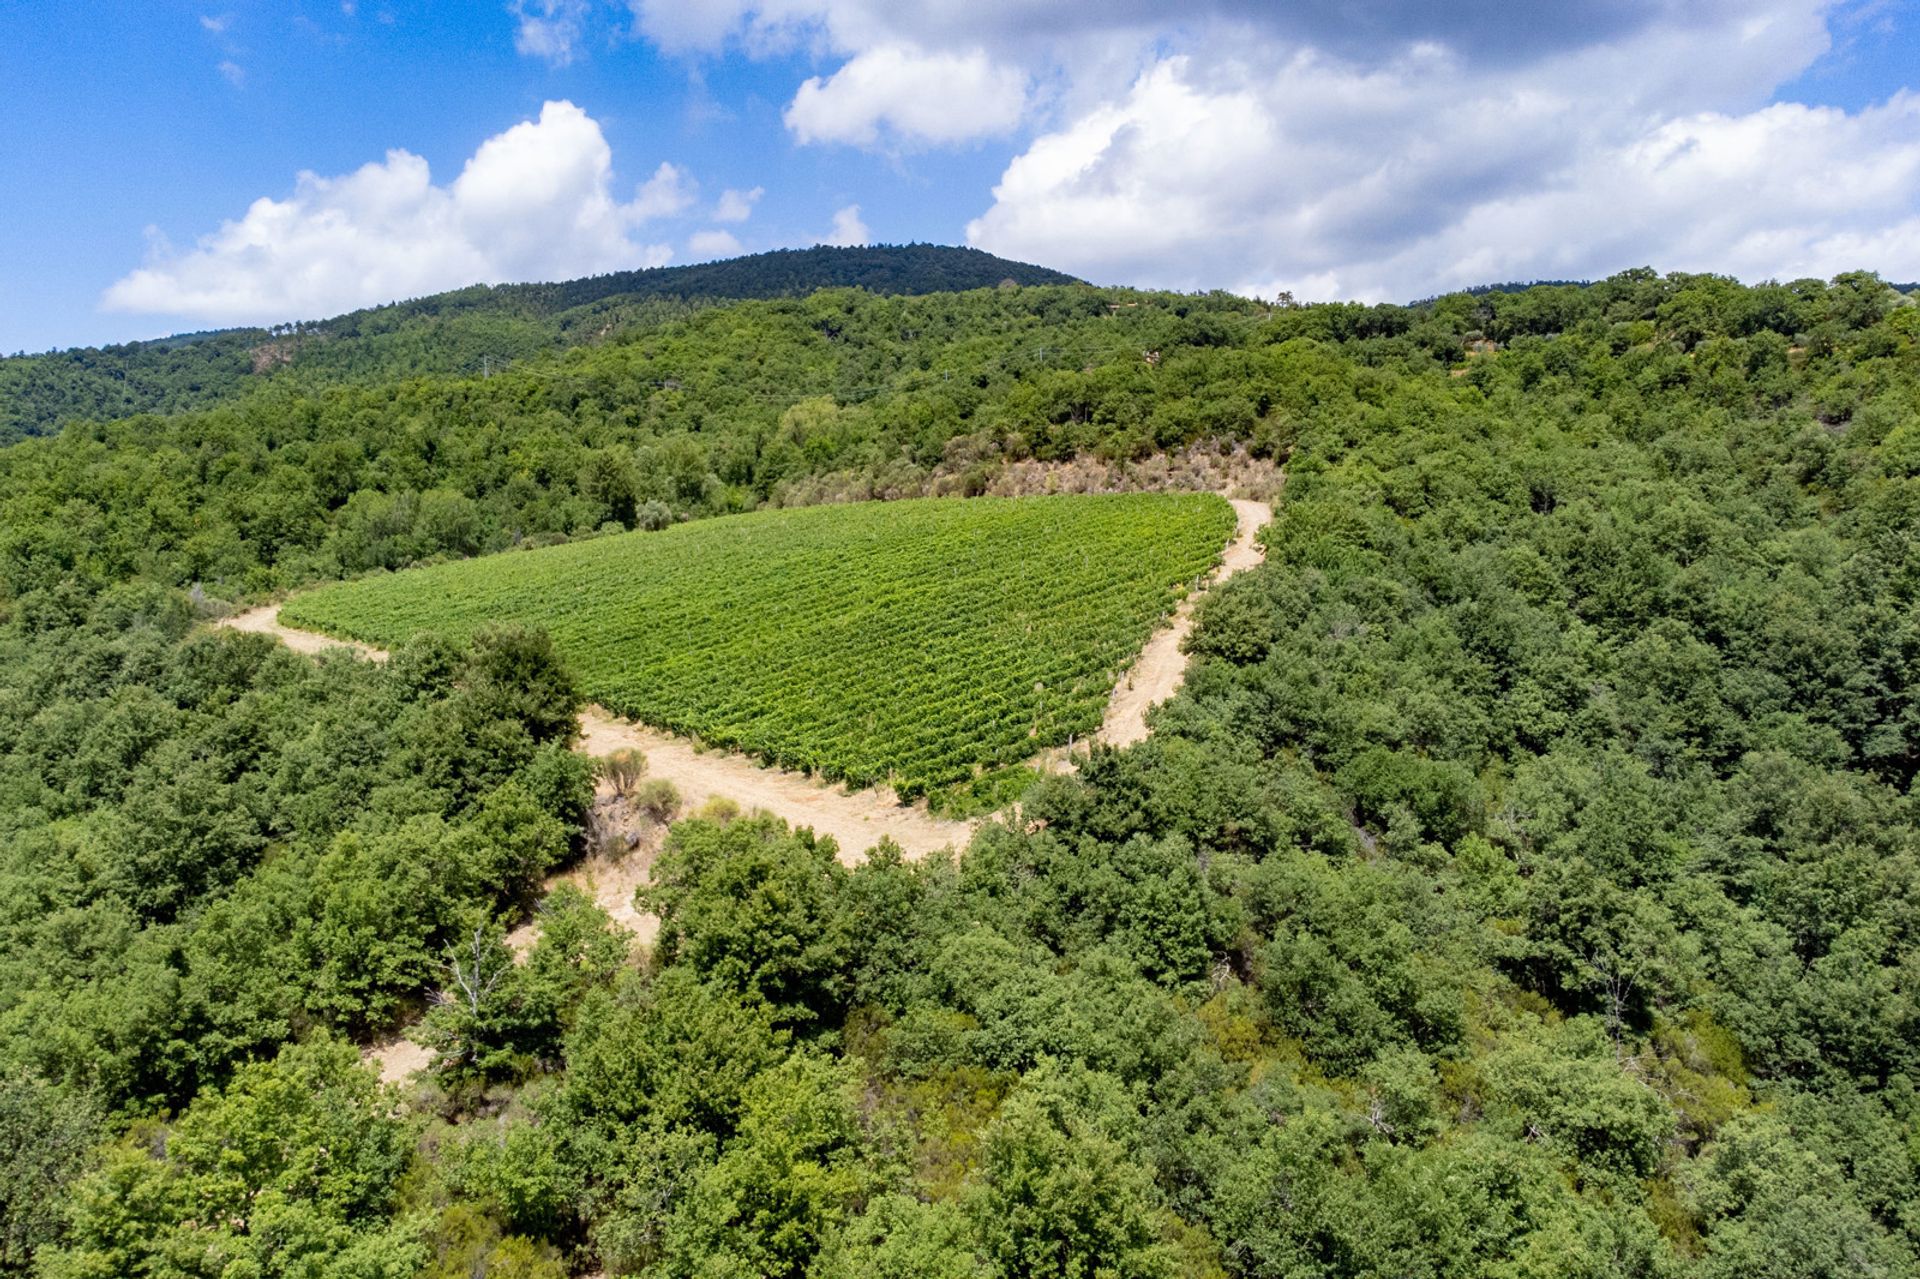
[506,790,666,960]
[771,441,1284,508]
[362,1033,434,1086]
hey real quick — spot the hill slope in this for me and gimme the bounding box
[0,244,1079,441]
[5,268,1920,1277]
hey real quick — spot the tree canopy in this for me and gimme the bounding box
[3,264,1919,1276]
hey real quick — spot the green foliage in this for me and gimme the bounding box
[966,1060,1174,1279]
[1250,850,1466,1071]
[1478,1022,1674,1182]
[6,266,1920,1277]
[644,814,855,1025]
[0,245,1078,441]
[287,493,1233,794]
[813,1193,984,1279]
[664,1053,868,1279]
[1211,1112,1680,1279]
[598,746,646,797]
[1687,1111,1918,1278]
[0,614,584,1110]
[0,1077,101,1271]
[41,1041,422,1279]
[420,1204,566,1279]
[631,776,681,824]
[444,1115,581,1244]
[418,887,629,1083]
[556,967,789,1139]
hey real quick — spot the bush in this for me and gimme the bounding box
[600,747,647,797]
[634,777,682,824]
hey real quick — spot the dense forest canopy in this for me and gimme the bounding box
[1,259,1918,1278]
[0,244,1079,443]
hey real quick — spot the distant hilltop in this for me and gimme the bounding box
[6,250,1912,443]
[434,244,1083,315]
[0,245,1081,440]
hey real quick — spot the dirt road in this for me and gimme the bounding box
[577,709,970,863]
[1095,497,1271,748]
[222,604,390,661]
[222,496,1273,844]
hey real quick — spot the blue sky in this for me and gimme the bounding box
[2,0,1918,353]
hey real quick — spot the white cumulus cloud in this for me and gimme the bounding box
[633,161,698,219]
[625,0,757,55]
[512,0,591,66]
[821,203,869,246]
[104,101,682,324]
[785,44,1028,147]
[714,186,764,222]
[689,228,745,257]
[608,0,1920,295]
[965,13,1920,298]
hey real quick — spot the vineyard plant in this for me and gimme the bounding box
[284,493,1235,794]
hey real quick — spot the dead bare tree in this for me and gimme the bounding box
[420,925,512,1071]
[1584,946,1637,1057]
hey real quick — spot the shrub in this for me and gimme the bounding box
[600,747,647,797]
[634,777,682,824]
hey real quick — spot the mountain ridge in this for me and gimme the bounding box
[0,244,1080,440]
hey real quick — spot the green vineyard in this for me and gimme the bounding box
[284,493,1236,795]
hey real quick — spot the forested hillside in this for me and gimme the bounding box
[2,266,1918,1278]
[0,245,1077,442]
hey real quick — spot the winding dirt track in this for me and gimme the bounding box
[216,495,1272,855]
[222,603,391,661]
[1095,497,1271,748]
[577,710,971,862]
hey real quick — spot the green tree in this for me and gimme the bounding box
[643,815,853,1024]
[43,1041,420,1279]
[664,1053,868,1279]
[814,1194,984,1279]
[966,1061,1173,1279]
[1688,1112,1917,1279]
[0,1077,102,1272]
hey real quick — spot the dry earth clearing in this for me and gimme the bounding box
[222,602,390,660]
[577,709,969,861]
